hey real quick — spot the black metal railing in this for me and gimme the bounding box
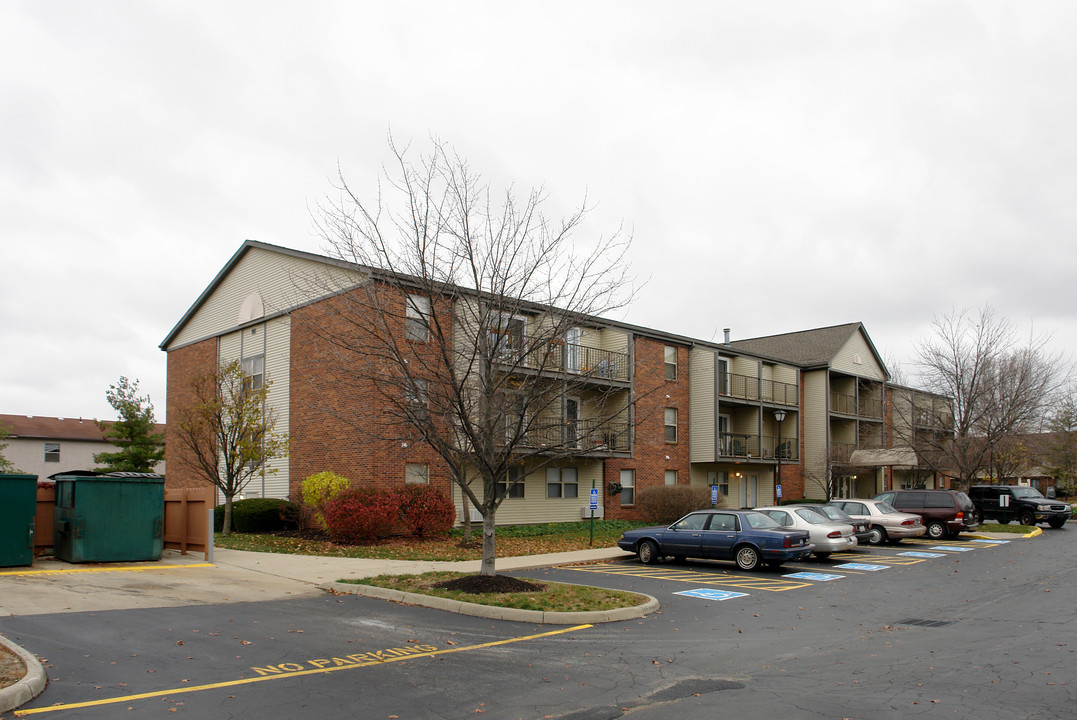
[520,419,631,453]
[493,334,630,383]
[717,432,799,460]
[719,372,798,406]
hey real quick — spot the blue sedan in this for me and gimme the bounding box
[616,509,814,571]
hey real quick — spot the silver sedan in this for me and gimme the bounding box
[754,505,858,558]
[826,499,926,545]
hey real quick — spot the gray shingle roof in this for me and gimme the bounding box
[727,322,866,368]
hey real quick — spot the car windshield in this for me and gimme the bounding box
[794,508,828,524]
[876,502,898,514]
[1011,487,1044,499]
[743,512,781,529]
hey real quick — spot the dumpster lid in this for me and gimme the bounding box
[104,471,164,479]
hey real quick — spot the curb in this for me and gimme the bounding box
[322,581,659,625]
[0,634,47,714]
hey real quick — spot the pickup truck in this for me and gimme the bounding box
[967,485,1072,528]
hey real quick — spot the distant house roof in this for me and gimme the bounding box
[729,322,889,376]
[0,415,165,441]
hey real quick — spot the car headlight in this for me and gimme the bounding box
[1037,504,1053,511]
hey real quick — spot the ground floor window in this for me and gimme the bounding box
[546,467,579,498]
[619,469,635,505]
[665,470,677,486]
[497,466,525,499]
[405,463,429,484]
[708,470,729,497]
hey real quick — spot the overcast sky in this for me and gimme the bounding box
[3,1,1075,422]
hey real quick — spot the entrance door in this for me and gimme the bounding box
[718,414,731,456]
[739,474,758,508]
[565,397,580,448]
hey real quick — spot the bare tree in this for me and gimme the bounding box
[1042,394,1077,495]
[304,137,634,576]
[173,360,289,535]
[911,306,1070,486]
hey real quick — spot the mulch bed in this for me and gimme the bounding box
[0,644,25,690]
[433,575,545,594]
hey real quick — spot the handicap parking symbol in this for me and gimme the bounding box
[675,588,750,601]
[835,563,890,571]
[783,572,845,581]
[898,551,947,558]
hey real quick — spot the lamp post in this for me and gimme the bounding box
[774,409,787,502]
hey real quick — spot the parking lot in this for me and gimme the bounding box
[2,530,1073,719]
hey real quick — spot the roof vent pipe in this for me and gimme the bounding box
[723,328,731,345]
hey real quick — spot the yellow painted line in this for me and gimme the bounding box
[14,624,591,716]
[0,564,214,577]
[566,565,811,592]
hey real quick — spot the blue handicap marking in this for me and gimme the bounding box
[969,538,1010,544]
[835,563,890,571]
[675,588,749,601]
[783,572,844,581]
[899,551,947,558]
[930,545,974,552]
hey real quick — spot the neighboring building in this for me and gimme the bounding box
[160,240,946,522]
[0,414,166,480]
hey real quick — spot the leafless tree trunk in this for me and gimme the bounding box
[302,136,635,576]
[912,306,1070,486]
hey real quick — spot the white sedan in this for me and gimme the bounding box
[754,505,858,558]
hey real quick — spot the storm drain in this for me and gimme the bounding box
[893,618,953,628]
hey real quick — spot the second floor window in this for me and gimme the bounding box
[406,295,431,341]
[242,354,265,392]
[664,408,678,442]
[406,379,429,408]
[664,346,677,381]
[44,442,60,462]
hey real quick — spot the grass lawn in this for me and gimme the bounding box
[342,571,649,612]
[977,522,1041,533]
[214,520,646,561]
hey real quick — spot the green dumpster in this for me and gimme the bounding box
[53,473,165,563]
[0,474,38,567]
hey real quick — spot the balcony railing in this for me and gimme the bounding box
[520,419,631,453]
[493,334,630,383]
[830,393,883,419]
[717,432,799,460]
[719,372,798,406]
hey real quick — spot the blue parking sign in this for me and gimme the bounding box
[589,488,598,510]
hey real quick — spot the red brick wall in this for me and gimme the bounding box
[288,286,451,503]
[603,337,691,520]
[165,337,219,490]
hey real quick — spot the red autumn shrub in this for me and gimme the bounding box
[396,485,456,537]
[323,488,398,543]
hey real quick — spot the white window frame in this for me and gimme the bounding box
[619,469,635,506]
[664,408,678,443]
[242,354,265,392]
[664,470,678,486]
[406,295,431,342]
[44,442,60,463]
[664,346,677,381]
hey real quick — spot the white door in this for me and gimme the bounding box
[565,328,581,372]
[739,474,758,508]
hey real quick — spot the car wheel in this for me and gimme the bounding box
[926,521,947,539]
[1048,518,1066,529]
[1019,511,1036,527]
[814,552,831,560]
[734,545,761,571]
[973,509,984,524]
[867,526,887,545]
[638,540,661,565]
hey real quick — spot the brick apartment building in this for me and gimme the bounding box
[161,240,951,524]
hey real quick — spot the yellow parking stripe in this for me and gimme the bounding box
[14,625,591,716]
[0,564,214,577]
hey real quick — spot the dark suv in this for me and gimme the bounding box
[873,489,978,540]
[967,485,1071,528]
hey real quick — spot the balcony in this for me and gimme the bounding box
[719,372,798,406]
[519,418,631,454]
[830,393,883,419]
[493,334,630,384]
[718,432,799,461]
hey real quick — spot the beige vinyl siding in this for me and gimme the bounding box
[832,332,886,380]
[453,461,604,525]
[802,370,829,500]
[170,246,361,349]
[689,348,715,462]
[216,318,292,500]
[728,356,757,377]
